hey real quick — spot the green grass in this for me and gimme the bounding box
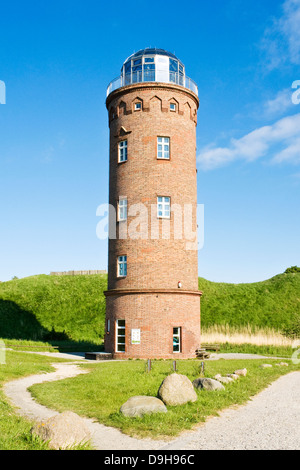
[217,343,295,357]
[0,351,67,450]
[0,274,107,347]
[29,358,300,440]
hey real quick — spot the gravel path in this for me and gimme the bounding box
[163,371,300,450]
[3,357,300,450]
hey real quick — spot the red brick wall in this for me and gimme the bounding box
[104,291,201,359]
[104,82,201,359]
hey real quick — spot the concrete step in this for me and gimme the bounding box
[85,352,113,361]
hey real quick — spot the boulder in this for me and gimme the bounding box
[31,411,91,450]
[193,377,225,391]
[260,364,273,368]
[215,376,233,384]
[120,396,167,417]
[227,374,239,380]
[234,368,247,376]
[275,362,289,367]
[158,373,197,406]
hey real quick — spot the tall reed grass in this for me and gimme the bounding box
[201,324,293,347]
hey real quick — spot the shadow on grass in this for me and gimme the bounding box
[0,300,104,352]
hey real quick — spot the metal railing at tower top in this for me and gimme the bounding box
[106,71,198,97]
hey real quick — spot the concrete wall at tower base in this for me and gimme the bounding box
[104,291,201,359]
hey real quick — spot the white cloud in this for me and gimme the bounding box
[273,136,300,164]
[197,113,300,170]
[280,0,300,64]
[262,0,300,69]
[264,88,294,117]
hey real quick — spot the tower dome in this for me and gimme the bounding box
[107,47,198,96]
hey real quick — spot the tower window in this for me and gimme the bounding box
[157,137,170,160]
[157,196,170,219]
[173,327,181,353]
[134,102,142,111]
[118,197,127,221]
[118,140,128,162]
[116,319,125,352]
[170,103,176,112]
[117,255,127,277]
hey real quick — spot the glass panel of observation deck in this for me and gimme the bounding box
[124,61,131,85]
[144,58,155,82]
[132,58,142,83]
[169,59,178,84]
[179,64,184,86]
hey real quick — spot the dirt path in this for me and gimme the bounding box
[3,360,300,450]
[3,362,165,450]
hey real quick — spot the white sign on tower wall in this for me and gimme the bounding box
[131,329,141,345]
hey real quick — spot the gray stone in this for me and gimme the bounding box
[120,396,167,418]
[193,377,225,391]
[31,411,91,450]
[227,374,239,380]
[234,368,247,376]
[260,364,273,368]
[158,373,197,406]
[215,376,234,384]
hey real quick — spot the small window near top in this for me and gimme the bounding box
[134,102,142,111]
[118,140,127,163]
[170,103,176,112]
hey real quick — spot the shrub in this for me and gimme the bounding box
[284,266,300,274]
[283,314,300,339]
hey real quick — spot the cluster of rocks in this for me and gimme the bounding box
[120,368,248,418]
[260,362,289,368]
[32,362,291,448]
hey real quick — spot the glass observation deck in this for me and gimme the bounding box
[106,48,198,97]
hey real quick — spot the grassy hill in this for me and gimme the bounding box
[199,273,300,331]
[0,272,299,345]
[0,274,107,345]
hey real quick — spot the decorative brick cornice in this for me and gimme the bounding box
[104,288,202,297]
[106,82,199,109]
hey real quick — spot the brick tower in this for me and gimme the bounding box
[104,48,201,359]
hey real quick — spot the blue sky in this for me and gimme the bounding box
[0,0,299,283]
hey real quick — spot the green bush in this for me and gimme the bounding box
[283,313,300,339]
[284,266,300,274]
